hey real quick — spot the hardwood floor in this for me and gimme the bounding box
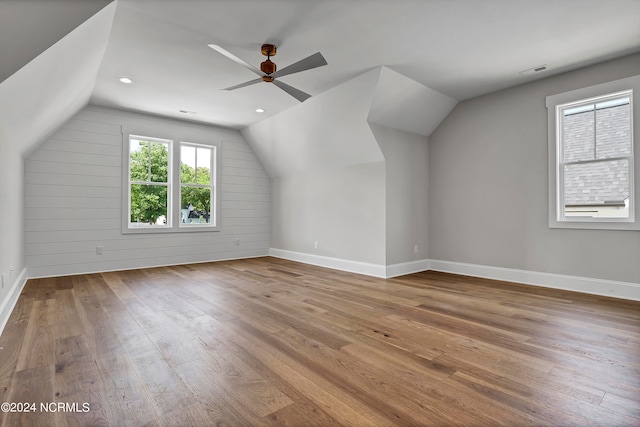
[0,257,639,426]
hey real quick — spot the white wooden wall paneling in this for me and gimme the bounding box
[25,106,270,277]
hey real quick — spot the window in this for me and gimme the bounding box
[128,136,172,228]
[180,143,216,226]
[123,131,219,234]
[560,93,631,219]
[547,74,640,230]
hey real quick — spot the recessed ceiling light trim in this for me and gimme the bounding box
[179,109,197,115]
[119,77,133,84]
[255,108,265,113]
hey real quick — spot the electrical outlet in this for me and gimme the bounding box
[96,246,103,255]
[1,274,4,289]
[314,241,318,249]
[414,245,419,254]
[235,238,240,246]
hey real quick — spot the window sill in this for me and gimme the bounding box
[122,225,220,234]
[549,218,640,231]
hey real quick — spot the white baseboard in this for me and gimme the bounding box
[385,259,431,278]
[269,248,388,278]
[429,259,640,301]
[0,268,28,336]
[269,248,430,279]
[269,249,639,301]
[27,252,270,280]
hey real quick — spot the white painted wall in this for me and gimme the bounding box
[370,123,429,265]
[429,53,640,284]
[25,106,270,277]
[271,161,386,265]
[243,68,387,265]
[0,139,24,303]
[244,67,456,269]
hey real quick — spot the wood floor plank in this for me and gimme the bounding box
[127,349,196,416]
[0,364,54,427]
[54,335,110,426]
[95,353,160,426]
[0,308,29,402]
[173,356,261,426]
[15,298,56,371]
[160,402,215,427]
[223,320,395,427]
[52,288,84,339]
[0,257,638,426]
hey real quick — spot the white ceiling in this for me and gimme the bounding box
[88,0,640,130]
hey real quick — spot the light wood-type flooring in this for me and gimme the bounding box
[0,257,639,426]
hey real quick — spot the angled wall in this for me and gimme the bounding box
[370,124,429,266]
[243,66,457,274]
[368,67,457,137]
[0,0,114,83]
[243,68,387,266]
[0,2,116,330]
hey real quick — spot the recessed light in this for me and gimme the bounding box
[179,109,197,115]
[256,108,265,113]
[119,77,133,84]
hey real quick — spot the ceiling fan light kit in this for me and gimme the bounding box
[208,43,327,102]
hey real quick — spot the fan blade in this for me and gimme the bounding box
[273,80,311,102]
[208,44,262,77]
[273,52,327,78]
[224,78,263,91]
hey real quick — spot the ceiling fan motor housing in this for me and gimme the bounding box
[261,59,276,75]
[260,44,277,76]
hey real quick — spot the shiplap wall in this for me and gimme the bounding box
[25,106,269,277]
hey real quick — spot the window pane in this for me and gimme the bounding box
[130,184,168,225]
[129,139,149,181]
[595,101,631,159]
[563,159,630,218]
[181,145,196,184]
[563,109,594,162]
[149,142,169,182]
[196,147,211,185]
[181,187,211,224]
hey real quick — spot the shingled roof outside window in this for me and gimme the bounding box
[560,96,631,217]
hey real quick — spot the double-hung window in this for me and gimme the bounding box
[123,130,219,234]
[547,74,640,230]
[128,136,172,228]
[180,143,216,226]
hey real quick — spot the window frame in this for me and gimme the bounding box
[179,142,217,229]
[126,135,173,230]
[546,74,640,231]
[122,128,221,234]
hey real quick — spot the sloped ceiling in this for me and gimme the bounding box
[0,2,116,156]
[242,66,456,177]
[0,0,114,84]
[241,68,384,177]
[368,67,457,137]
[90,0,640,130]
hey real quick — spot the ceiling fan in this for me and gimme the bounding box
[208,43,327,102]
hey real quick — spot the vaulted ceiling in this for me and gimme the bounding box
[2,0,640,152]
[91,0,640,129]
